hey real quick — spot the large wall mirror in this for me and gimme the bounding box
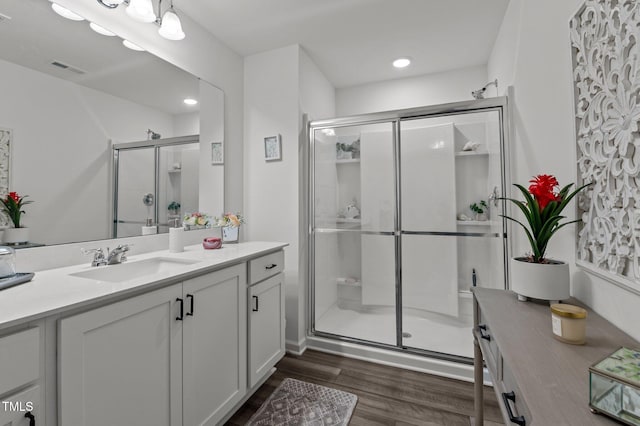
[0,0,224,246]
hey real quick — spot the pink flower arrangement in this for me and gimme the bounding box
[217,212,245,228]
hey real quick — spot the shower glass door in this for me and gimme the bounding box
[114,147,156,238]
[312,121,397,346]
[309,98,509,362]
[113,136,200,238]
[399,111,505,359]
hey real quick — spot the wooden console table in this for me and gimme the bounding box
[472,287,639,425]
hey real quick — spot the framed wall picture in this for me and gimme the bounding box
[264,135,282,161]
[211,141,223,165]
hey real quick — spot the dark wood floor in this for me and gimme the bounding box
[226,350,503,425]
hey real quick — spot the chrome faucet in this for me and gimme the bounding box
[81,248,107,267]
[106,244,131,265]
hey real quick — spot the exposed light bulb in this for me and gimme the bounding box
[393,57,411,68]
[183,98,198,106]
[89,22,116,37]
[122,39,145,51]
[51,3,84,21]
[158,8,185,41]
[126,0,156,23]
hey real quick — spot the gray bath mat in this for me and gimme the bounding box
[247,378,358,425]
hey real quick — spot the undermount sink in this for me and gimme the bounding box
[70,257,200,283]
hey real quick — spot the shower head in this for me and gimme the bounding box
[471,88,487,100]
[471,79,498,100]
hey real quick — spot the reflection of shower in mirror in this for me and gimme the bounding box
[471,79,498,99]
[147,129,161,140]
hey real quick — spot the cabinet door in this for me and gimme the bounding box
[182,264,247,426]
[0,385,40,426]
[59,284,183,426]
[248,272,285,388]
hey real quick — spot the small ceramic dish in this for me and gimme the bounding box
[203,237,222,250]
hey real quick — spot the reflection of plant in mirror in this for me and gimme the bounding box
[168,201,181,214]
[1,192,33,228]
[469,200,488,215]
[183,212,209,227]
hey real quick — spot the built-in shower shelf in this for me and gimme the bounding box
[455,151,488,157]
[168,169,182,173]
[337,278,361,287]
[456,220,491,226]
[336,159,361,164]
[335,218,361,223]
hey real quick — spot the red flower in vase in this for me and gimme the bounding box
[528,174,561,210]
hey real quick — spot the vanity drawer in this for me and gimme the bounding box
[249,250,284,285]
[0,327,40,395]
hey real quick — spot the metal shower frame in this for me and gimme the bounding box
[306,97,512,364]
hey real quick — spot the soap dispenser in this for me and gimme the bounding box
[169,218,184,253]
[141,218,158,235]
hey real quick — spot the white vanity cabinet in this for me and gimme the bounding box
[247,251,286,388]
[58,283,183,426]
[0,327,42,426]
[59,263,247,426]
[182,265,247,426]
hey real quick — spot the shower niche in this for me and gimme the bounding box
[310,100,509,360]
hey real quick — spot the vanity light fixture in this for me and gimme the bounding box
[51,3,84,21]
[392,57,411,68]
[183,98,198,106]
[96,0,125,8]
[96,0,186,41]
[158,3,185,40]
[89,22,116,36]
[126,0,156,23]
[122,39,145,51]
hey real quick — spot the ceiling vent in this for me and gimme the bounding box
[50,61,87,75]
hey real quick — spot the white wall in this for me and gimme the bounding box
[244,45,335,350]
[244,45,301,346]
[56,0,245,213]
[0,59,175,245]
[336,65,488,116]
[488,0,640,341]
[173,112,199,136]
[198,80,225,217]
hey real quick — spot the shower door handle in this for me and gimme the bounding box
[488,186,500,207]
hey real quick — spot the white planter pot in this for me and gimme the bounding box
[3,227,29,244]
[510,257,570,302]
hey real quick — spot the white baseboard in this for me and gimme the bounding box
[285,338,307,356]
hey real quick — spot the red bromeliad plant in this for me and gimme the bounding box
[0,192,33,228]
[502,175,590,264]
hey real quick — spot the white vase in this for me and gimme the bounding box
[222,225,239,243]
[510,257,570,302]
[3,227,29,244]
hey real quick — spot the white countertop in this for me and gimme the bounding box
[0,241,287,331]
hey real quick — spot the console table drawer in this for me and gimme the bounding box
[500,362,531,425]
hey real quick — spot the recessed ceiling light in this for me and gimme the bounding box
[183,98,198,106]
[89,22,116,37]
[122,39,145,51]
[51,3,84,21]
[393,57,411,68]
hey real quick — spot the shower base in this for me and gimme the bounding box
[314,304,473,359]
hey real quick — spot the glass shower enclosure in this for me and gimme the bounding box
[112,135,200,238]
[308,98,510,361]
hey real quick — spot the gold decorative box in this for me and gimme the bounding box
[589,347,640,425]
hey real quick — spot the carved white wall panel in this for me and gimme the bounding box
[571,0,640,291]
[0,128,10,228]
